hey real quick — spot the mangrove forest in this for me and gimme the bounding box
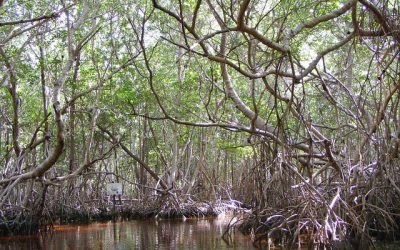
[1,0,400,249]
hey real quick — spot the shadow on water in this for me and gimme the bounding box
[0,214,254,250]
[2,215,400,250]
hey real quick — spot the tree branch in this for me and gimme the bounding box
[0,13,59,27]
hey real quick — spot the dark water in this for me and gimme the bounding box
[0,215,254,250]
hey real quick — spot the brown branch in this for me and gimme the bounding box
[191,0,202,30]
[297,33,354,80]
[237,0,250,29]
[237,25,289,53]
[289,0,357,39]
[358,0,391,34]
[97,125,169,190]
[323,140,344,180]
[0,13,59,27]
[1,5,74,44]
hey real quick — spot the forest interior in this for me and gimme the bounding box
[1,0,400,248]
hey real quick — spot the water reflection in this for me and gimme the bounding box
[0,215,253,250]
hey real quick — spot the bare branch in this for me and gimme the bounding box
[289,0,357,39]
[0,12,59,27]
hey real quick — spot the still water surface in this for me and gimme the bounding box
[0,215,254,250]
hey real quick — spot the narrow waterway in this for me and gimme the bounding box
[0,215,253,250]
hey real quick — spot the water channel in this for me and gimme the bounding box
[0,215,254,250]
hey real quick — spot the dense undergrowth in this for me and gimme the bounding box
[0,197,222,237]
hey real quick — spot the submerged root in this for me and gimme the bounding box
[234,185,400,249]
[0,193,233,236]
[0,213,41,236]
